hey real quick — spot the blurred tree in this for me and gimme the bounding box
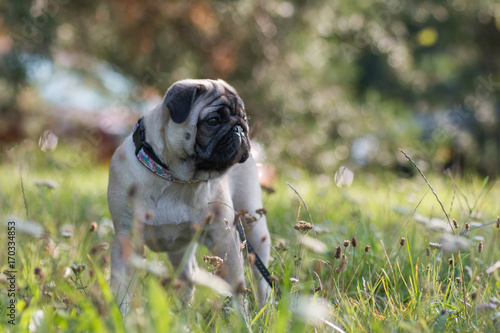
[0,0,56,144]
[1,0,499,174]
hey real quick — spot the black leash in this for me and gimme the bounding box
[235,218,278,292]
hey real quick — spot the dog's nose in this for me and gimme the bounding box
[233,125,243,135]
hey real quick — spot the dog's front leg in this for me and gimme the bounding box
[110,232,143,315]
[244,218,271,306]
[168,244,199,303]
[203,222,246,311]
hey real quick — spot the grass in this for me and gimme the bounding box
[1,141,499,332]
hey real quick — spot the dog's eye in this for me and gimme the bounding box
[206,117,220,126]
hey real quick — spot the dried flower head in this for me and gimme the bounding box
[203,255,224,273]
[465,222,470,231]
[343,240,350,248]
[426,247,431,256]
[334,246,342,258]
[448,258,454,266]
[456,277,461,284]
[440,309,446,316]
[90,242,110,255]
[255,208,268,217]
[269,275,279,288]
[244,214,258,223]
[241,287,253,296]
[247,253,256,265]
[89,222,98,232]
[275,241,289,251]
[294,221,313,233]
[471,291,478,301]
[236,283,252,295]
[452,219,459,229]
[400,237,406,246]
[236,208,248,218]
[338,254,348,271]
[203,255,223,267]
[351,237,358,247]
[34,267,42,276]
[478,241,484,253]
[429,242,441,249]
[364,245,370,253]
[71,264,87,274]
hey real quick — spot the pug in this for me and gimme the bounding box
[108,79,271,314]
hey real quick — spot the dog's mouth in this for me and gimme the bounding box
[196,125,250,171]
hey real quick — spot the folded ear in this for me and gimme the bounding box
[165,82,204,124]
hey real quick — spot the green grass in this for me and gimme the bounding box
[1,143,499,332]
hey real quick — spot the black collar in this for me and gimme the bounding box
[132,117,169,170]
[132,117,200,183]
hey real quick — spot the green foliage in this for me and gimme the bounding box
[1,0,500,172]
[1,144,499,332]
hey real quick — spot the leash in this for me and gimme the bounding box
[234,216,278,293]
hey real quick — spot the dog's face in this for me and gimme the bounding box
[161,79,250,180]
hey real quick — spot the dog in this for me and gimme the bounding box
[108,79,271,314]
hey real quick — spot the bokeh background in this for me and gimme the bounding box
[1,0,500,179]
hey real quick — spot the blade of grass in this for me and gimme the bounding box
[400,149,454,233]
[250,302,269,327]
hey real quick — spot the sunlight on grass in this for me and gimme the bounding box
[1,143,499,332]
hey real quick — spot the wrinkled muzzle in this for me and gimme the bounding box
[196,124,250,171]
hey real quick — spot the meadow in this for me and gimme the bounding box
[1,142,499,332]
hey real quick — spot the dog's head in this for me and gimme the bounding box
[159,79,250,181]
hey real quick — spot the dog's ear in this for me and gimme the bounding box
[165,83,204,124]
